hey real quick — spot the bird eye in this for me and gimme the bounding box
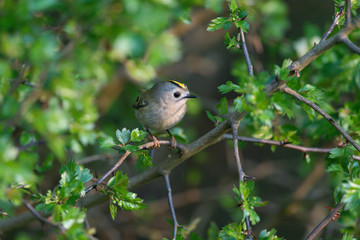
[174,91,181,98]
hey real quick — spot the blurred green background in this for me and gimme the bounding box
[2,0,359,239]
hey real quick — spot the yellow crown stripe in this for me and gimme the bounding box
[167,80,187,89]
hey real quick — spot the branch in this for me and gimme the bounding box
[288,15,360,75]
[23,199,65,233]
[85,140,187,194]
[305,202,344,240]
[19,140,46,151]
[223,134,360,161]
[164,174,178,240]
[320,6,344,42]
[232,123,246,181]
[239,29,254,77]
[7,63,28,97]
[281,85,360,153]
[345,0,351,25]
[340,37,360,54]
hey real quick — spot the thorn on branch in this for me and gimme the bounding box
[325,206,341,222]
[320,6,344,42]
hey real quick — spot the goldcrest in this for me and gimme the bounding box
[133,80,197,148]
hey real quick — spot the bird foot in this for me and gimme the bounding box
[169,135,177,150]
[151,136,160,149]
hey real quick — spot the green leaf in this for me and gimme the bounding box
[107,172,129,191]
[258,229,283,240]
[229,0,238,12]
[116,128,131,145]
[216,97,228,115]
[99,137,116,148]
[224,32,238,49]
[118,192,146,211]
[122,145,140,152]
[218,81,243,94]
[235,21,250,33]
[138,152,153,167]
[326,164,343,174]
[206,110,225,125]
[130,128,148,142]
[233,97,243,112]
[342,178,360,211]
[342,232,357,240]
[110,203,117,220]
[206,110,216,124]
[207,17,231,32]
[218,222,244,239]
[207,222,219,240]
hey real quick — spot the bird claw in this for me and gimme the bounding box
[169,135,177,150]
[152,136,160,149]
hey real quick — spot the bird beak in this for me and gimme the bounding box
[184,94,198,99]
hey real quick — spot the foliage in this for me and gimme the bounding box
[0,0,360,239]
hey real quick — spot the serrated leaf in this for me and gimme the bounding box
[116,128,131,145]
[236,7,248,19]
[329,148,345,158]
[139,152,153,167]
[218,81,243,94]
[326,164,343,173]
[218,222,243,239]
[122,145,140,152]
[233,97,242,112]
[118,192,146,211]
[207,17,230,32]
[216,97,228,115]
[110,203,117,220]
[229,0,238,12]
[107,172,129,191]
[235,21,250,33]
[130,128,148,142]
[206,110,216,124]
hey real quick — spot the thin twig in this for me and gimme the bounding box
[77,153,117,165]
[236,26,254,239]
[85,140,186,194]
[7,63,28,96]
[320,6,344,42]
[305,202,344,240]
[281,85,360,153]
[164,174,178,240]
[19,140,46,151]
[288,15,360,75]
[345,0,351,25]
[232,123,252,239]
[239,29,254,77]
[223,134,360,161]
[340,37,360,54]
[232,123,245,181]
[23,199,66,233]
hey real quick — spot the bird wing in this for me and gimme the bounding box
[132,95,148,109]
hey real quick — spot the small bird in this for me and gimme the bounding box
[133,80,197,148]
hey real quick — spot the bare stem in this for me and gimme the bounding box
[305,202,344,240]
[345,0,351,25]
[239,29,254,77]
[232,123,252,239]
[23,199,65,233]
[164,174,178,240]
[232,123,245,181]
[340,37,360,54]
[320,6,344,42]
[85,140,187,194]
[281,86,360,153]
